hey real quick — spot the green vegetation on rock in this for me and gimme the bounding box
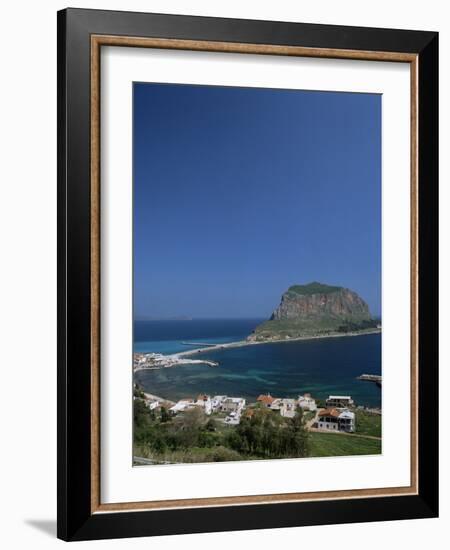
[287,282,343,296]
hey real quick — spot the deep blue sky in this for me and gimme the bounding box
[133,83,381,319]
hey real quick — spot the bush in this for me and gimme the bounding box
[211,446,242,462]
[227,407,310,459]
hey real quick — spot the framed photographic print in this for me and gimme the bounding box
[57,8,438,541]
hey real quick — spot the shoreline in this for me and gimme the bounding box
[134,330,382,409]
[134,355,219,372]
[170,328,381,359]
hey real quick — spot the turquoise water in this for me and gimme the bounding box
[134,320,382,407]
[134,335,244,355]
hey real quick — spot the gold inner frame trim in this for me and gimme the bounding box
[90,34,419,514]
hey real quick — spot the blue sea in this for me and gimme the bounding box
[134,319,382,407]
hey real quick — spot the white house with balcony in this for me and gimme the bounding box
[317,408,355,432]
[326,395,355,408]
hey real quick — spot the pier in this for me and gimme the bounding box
[181,342,218,347]
[357,374,382,388]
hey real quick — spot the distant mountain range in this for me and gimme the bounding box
[248,282,379,341]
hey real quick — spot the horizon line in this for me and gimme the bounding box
[134,315,382,321]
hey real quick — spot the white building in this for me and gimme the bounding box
[146,399,160,411]
[338,409,356,432]
[269,398,298,418]
[169,399,195,414]
[145,353,166,364]
[211,395,227,412]
[297,393,317,411]
[270,398,282,411]
[225,410,242,425]
[326,395,354,408]
[220,397,246,413]
[317,408,355,432]
[195,394,213,415]
[279,398,297,418]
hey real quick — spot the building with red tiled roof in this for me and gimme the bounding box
[318,408,341,419]
[317,408,355,432]
[196,394,209,402]
[257,394,275,407]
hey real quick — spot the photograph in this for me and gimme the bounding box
[53,5,438,541]
[132,82,383,466]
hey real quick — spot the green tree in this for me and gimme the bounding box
[151,433,167,454]
[181,407,205,430]
[227,406,310,459]
[285,407,310,457]
[160,406,170,423]
[205,417,217,432]
[133,384,146,399]
[133,398,149,428]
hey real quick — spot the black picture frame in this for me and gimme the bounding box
[57,7,438,541]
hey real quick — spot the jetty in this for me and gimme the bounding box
[357,374,382,388]
[181,342,218,347]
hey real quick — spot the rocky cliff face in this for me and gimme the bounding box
[249,282,375,341]
[270,283,371,322]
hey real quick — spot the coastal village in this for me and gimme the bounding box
[133,282,382,463]
[134,348,382,448]
[138,388,381,435]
